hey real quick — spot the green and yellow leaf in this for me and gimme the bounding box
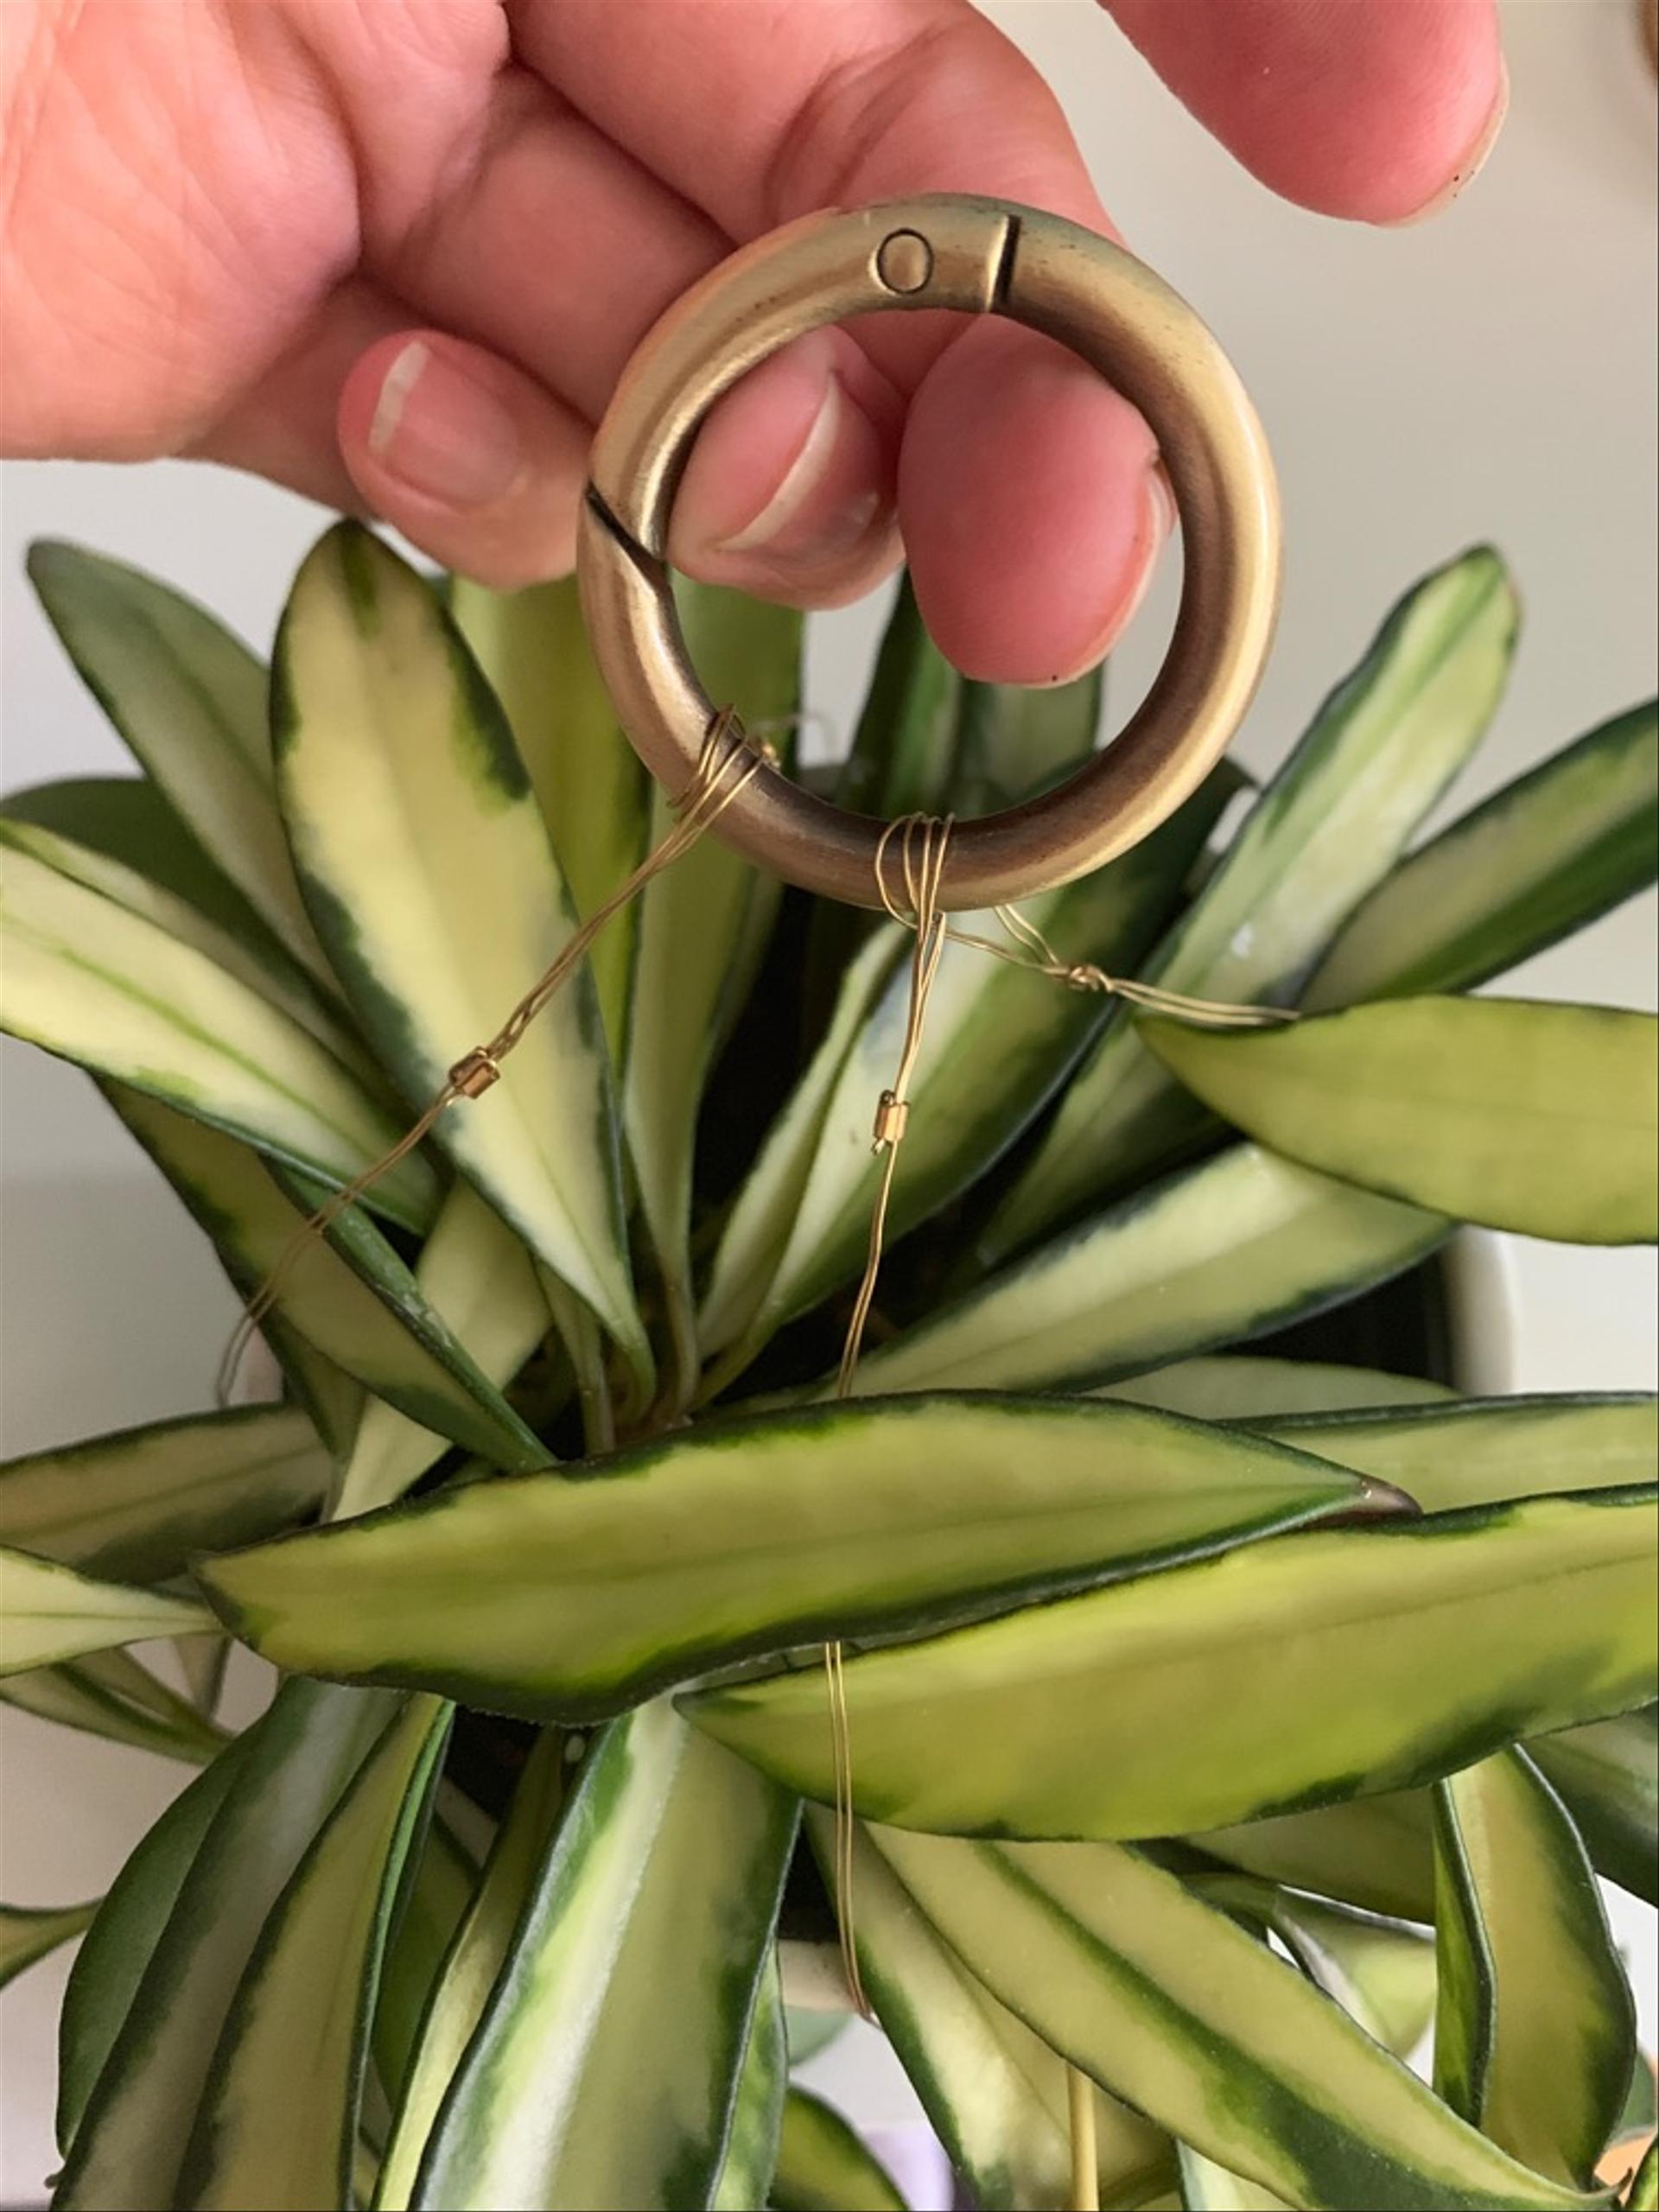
[199,1395,1376,1720]
[1309,701,1659,1006]
[54,1681,400,2208]
[371,1815,479,2118]
[334,1182,553,1521]
[874,1827,1606,2211]
[0,836,435,1230]
[810,1812,1173,2211]
[1193,1794,1438,1926]
[1187,1872,1437,2056]
[711,771,1234,1365]
[1,1651,228,1767]
[1101,1357,1454,1421]
[988,547,1518,1253]
[685,1488,1657,1841]
[0,774,279,957]
[1528,1707,1657,1905]
[712,1954,788,2211]
[0,1547,213,1676]
[0,817,372,1080]
[375,1732,566,2209]
[57,1745,250,2155]
[175,1697,451,2209]
[698,925,904,1359]
[624,581,802,1389]
[25,540,334,983]
[1258,1395,1656,1516]
[1142,999,1658,1245]
[271,523,644,1374]
[1433,1749,1635,2185]
[111,1087,550,1471]
[448,575,647,1058]
[410,1703,796,2209]
[0,1403,327,1585]
[842,1147,1446,1397]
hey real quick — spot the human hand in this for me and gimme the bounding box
[1,0,1503,683]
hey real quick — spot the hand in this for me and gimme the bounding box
[1,0,1503,683]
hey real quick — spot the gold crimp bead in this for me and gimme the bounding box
[871,1090,909,1149]
[448,1048,501,1100]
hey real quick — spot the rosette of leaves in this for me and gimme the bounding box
[2,524,1656,2212]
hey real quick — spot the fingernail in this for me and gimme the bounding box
[367,340,524,508]
[1146,462,1177,547]
[1078,463,1175,673]
[1384,54,1510,226]
[715,373,880,565]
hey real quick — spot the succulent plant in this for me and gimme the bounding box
[1,524,1656,2212]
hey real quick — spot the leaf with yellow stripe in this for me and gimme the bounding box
[808,1810,1174,2211]
[685,1489,1657,1842]
[197,1395,1373,1721]
[1,1901,99,1994]
[334,1183,553,1520]
[0,1548,213,1677]
[175,1697,452,2209]
[409,1703,796,2209]
[1433,1749,1636,2187]
[1142,999,1658,1245]
[25,540,335,986]
[448,575,647,1058]
[272,523,645,1380]
[0,1403,327,1586]
[873,1827,1609,2211]
[111,1087,550,1472]
[0,831,435,1232]
[988,547,1518,1255]
[844,1146,1446,1398]
[624,582,802,1394]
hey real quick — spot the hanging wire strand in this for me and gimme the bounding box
[1068,2064,1101,2212]
[824,810,954,2022]
[947,903,1298,1027]
[216,708,770,1402]
[815,825,1284,2183]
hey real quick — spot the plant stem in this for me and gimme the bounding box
[691,1328,766,1412]
[658,1270,702,1424]
[539,1269,615,1454]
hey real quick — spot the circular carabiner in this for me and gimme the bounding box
[576,194,1280,912]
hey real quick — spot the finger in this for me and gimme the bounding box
[335,328,592,588]
[376,64,904,603]
[189,278,407,512]
[372,67,725,428]
[197,287,591,594]
[1107,0,1507,225]
[667,327,905,607]
[899,320,1171,681]
[512,0,1169,683]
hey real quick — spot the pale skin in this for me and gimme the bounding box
[1,0,1505,684]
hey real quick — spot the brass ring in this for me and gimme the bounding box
[577,194,1280,912]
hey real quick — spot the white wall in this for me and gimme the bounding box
[2,2,1655,2199]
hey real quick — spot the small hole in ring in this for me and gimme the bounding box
[874,229,934,296]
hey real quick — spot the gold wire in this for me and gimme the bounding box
[216,709,768,1401]
[977,904,1296,1027]
[1067,2063,1101,2212]
[820,834,1278,2174]
[824,810,954,2023]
